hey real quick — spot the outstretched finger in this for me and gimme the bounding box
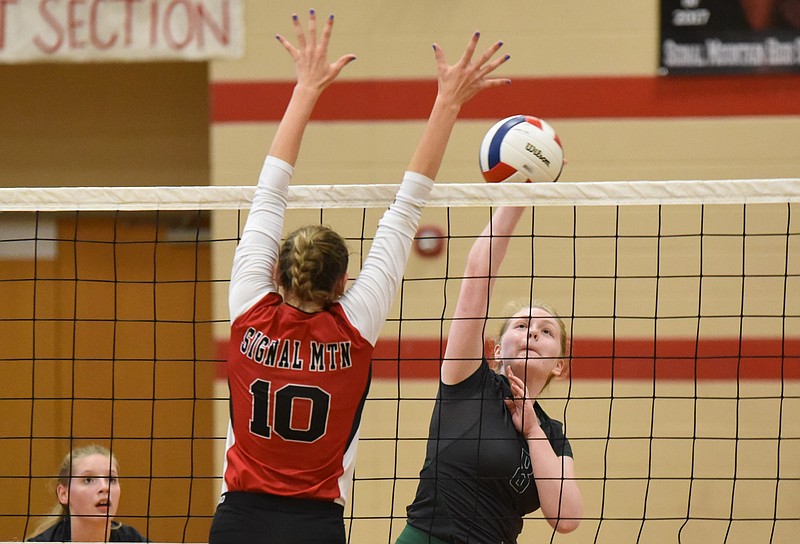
[275,34,299,61]
[319,13,335,51]
[480,75,513,90]
[474,40,504,71]
[456,31,480,67]
[307,8,318,48]
[290,13,306,50]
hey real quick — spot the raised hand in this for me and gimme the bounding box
[432,32,511,108]
[276,10,356,94]
[267,10,355,165]
[405,31,510,179]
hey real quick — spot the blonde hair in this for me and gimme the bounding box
[28,444,119,539]
[278,225,349,308]
[495,299,571,383]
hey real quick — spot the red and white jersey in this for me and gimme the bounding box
[222,156,432,506]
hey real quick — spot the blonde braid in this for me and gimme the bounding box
[279,225,349,309]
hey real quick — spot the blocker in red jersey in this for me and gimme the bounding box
[479,114,564,183]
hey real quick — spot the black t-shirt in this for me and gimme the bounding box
[406,360,572,544]
[28,518,149,542]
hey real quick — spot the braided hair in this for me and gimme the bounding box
[278,225,349,309]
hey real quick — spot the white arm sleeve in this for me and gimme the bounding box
[340,171,433,345]
[228,156,293,322]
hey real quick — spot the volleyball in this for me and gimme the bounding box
[479,115,564,183]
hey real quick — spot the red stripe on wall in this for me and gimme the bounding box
[211,75,800,123]
[371,337,800,381]
[216,337,800,381]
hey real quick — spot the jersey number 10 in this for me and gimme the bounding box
[249,379,330,443]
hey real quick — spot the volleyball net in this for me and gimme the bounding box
[1,179,798,543]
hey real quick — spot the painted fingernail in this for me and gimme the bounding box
[504,54,510,60]
[329,14,334,20]
[474,31,480,38]
[309,8,315,15]
[498,41,503,47]
[292,14,298,21]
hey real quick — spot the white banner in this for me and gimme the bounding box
[0,0,243,62]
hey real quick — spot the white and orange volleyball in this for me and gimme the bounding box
[479,115,564,183]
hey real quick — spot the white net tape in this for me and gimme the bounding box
[1,178,799,211]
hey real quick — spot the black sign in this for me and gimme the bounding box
[660,0,800,74]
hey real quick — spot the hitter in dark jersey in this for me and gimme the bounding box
[209,11,512,544]
[400,207,583,544]
[404,361,572,543]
